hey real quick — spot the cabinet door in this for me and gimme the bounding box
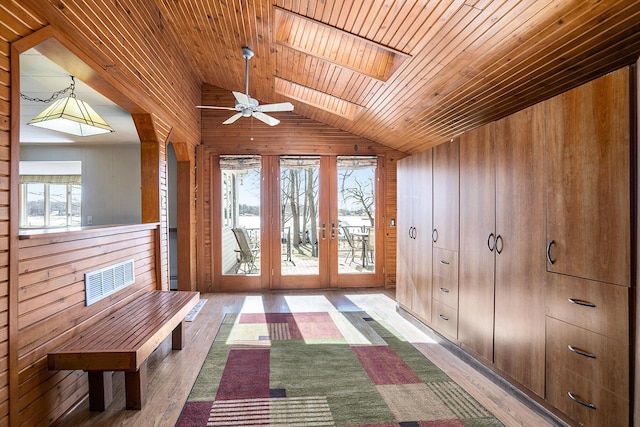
[459,124,495,363]
[396,150,433,322]
[432,138,459,251]
[412,150,433,322]
[396,156,415,309]
[494,104,546,397]
[545,68,631,286]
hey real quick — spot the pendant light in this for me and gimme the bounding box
[23,76,114,137]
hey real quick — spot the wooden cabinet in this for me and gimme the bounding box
[459,104,546,396]
[545,67,631,287]
[493,104,546,397]
[396,150,433,323]
[431,248,458,340]
[432,138,459,251]
[543,67,632,426]
[398,65,634,426]
[458,123,495,364]
[546,275,630,427]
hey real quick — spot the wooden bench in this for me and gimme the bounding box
[47,290,199,411]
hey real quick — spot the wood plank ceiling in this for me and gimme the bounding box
[159,0,640,153]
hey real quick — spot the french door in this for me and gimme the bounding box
[214,154,383,290]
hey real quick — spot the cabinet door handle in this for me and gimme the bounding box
[495,235,503,254]
[568,298,596,308]
[322,222,326,239]
[331,222,336,240]
[568,345,597,359]
[409,226,417,239]
[438,314,449,321]
[439,260,450,265]
[568,391,596,410]
[432,228,438,243]
[487,233,495,252]
[546,240,556,265]
[439,287,450,293]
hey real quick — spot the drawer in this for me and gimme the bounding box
[431,299,457,340]
[546,317,628,397]
[546,273,628,341]
[433,248,458,307]
[546,363,629,427]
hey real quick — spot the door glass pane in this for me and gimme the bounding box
[280,156,320,276]
[337,156,376,274]
[220,156,261,276]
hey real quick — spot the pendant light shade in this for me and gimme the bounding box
[27,94,114,137]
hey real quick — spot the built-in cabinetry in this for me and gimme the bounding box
[396,150,433,322]
[430,138,460,340]
[397,65,634,426]
[458,104,546,396]
[544,67,631,426]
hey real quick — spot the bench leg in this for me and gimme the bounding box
[125,360,148,410]
[87,371,113,411]
[172,320,185,350]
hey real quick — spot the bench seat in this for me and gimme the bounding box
[48,290,199,411]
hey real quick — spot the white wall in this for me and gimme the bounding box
[20,144,141,226]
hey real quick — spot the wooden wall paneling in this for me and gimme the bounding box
[385,156,399,287]
[6,2,201,423]
[20,0,202,147]
[635,57,639,427]
[15,226,158,426]
[407,0,640,148]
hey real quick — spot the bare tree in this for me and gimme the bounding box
[340,170,375,226]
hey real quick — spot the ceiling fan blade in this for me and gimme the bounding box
[259,102,294,112]
[253,112,280,126]
[196,105,236,110]
[232,91,250,106]
[223,112,243,124]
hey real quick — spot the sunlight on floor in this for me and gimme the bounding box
[232,292,436,345]
[238,295,266,313]
[346,293,437,345]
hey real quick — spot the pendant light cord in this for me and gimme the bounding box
[20,75,76,103]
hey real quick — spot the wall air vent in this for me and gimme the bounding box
[85,259,135,306]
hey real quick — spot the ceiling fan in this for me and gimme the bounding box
[197,47,294,126]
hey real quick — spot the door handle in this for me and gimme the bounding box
[432,228,438,243]
[546,240,556,265]
[495,235,503,254]
[487,233,495,252]
[322,222,326,239]
[331,222,336,240]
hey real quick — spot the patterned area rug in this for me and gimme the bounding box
[176,311,503,426]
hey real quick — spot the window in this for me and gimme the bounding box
[19,161,82,228]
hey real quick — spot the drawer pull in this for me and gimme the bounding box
[568,391,596,410]
[568,298,596,308]
[568,345,596,359]
[439,287,450,294]
[438,314,449,321]
[439,260,450,265]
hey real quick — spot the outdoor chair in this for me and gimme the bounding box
[232,228,259,273]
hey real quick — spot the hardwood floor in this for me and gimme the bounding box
[56,289,565,427]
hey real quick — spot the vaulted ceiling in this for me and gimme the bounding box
[156,0,640,153]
